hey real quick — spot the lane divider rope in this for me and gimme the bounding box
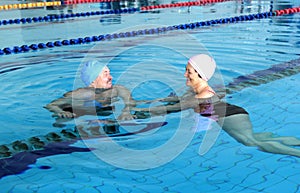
[0,1,61,11]
[64,0,121,4]
[0,0,235,27]
[0,0,233,11]
[0,7,139,26]
[141,0,233,11]
[0,7,299,56]
[62,0,235,6]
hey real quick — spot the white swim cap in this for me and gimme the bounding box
[188,54,216,81]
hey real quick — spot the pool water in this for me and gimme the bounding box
[1,0,300,192]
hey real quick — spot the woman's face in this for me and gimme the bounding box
[94,66,113,89]
[184,63,201,87]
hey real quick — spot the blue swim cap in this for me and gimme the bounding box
[80,60,107,86]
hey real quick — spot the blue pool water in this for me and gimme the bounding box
[1,0,300,192]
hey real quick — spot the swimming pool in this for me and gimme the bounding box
[1,0,300,192]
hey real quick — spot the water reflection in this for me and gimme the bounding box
[266,0,300,54]
[236,0,274,14]
[272,0,293,10]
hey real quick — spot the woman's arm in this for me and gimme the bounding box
[114,85,184,120]
[131,94,216,119]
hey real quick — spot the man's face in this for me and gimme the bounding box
[94,66,113,89]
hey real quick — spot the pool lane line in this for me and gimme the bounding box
[224,57,300,94]
[0,121,167,160]
[0,122,167,178]
[0,140,91,179]
[0,1,61,11]
[0,0,235,27]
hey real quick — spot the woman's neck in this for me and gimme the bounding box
[193,82,208,94]
[193,83,215,98]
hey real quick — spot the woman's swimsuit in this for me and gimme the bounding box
[198,97,249,121]
[193,96,249,132]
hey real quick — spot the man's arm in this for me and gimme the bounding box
[112,85,137,120]
[44,88,93,118]
[44,92,75,118]
[114,85,136,106]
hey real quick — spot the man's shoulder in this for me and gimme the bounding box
[112,84,129,91]
[64,87,95,98]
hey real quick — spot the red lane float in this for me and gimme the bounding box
[64,0,235,9]
[141,0,234,11]
[275,7,300,16]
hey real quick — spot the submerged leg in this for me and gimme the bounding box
[219,114,257,146]
[254,132,300,146]
[255,140,300,158]
[220,114,300,158]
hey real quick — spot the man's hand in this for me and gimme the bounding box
[52,111,76,118]
[117,112,137,121]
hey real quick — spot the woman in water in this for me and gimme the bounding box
[133,54,300,158]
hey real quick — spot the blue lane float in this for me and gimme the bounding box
[3,6,300,56]
[0,11,277,56]
[0,7,140,27]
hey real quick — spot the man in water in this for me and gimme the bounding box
[45,60,136,121]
